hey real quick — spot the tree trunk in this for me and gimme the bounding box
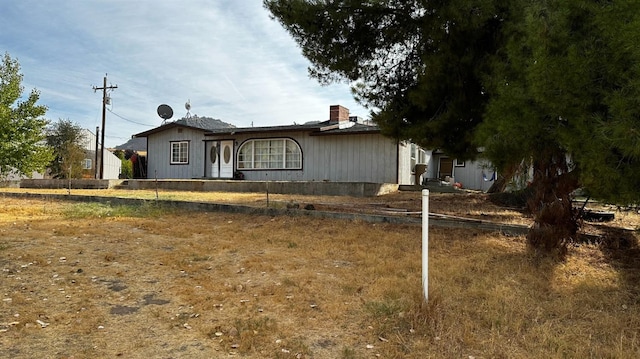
[487,162,519,193]
[526,152,580,258]
[487,174,508,194]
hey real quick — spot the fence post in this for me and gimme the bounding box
[422,189,429,302]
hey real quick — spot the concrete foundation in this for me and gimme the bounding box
[20,179,121,190]
[126,179,398,197]
[18,179,398,197]
[0,180,21,188]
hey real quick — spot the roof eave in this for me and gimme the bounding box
[205,126,323,136]
[134,122,207,138]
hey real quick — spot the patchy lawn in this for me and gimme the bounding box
[1,194,639,358]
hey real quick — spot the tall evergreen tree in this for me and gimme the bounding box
[265,0,640,256]
[0,52,53,178]
[265,0,505,159]
[477,1,640,255]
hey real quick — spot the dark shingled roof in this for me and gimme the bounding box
[135,115,380,139]
[134,116,235,138]
[174,117,235,131]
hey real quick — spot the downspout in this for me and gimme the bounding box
[395,139,400,184]
[203,140,208,178]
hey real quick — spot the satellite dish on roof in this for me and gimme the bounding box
[184,99,192,119]
[157,104,173,121]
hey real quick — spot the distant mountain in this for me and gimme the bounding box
[114,137,147,152]
[174,115,236,131]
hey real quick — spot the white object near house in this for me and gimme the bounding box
[81,129,121,179]
[422,189,429,302]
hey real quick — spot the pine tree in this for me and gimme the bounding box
[265,0,640,256]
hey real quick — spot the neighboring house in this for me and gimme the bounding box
[134,105,496,190]
[428,151,496,192]
[79,129,121,179]
[4,128,121,180]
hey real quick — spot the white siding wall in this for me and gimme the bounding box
[430,154,494,191]
[206,131,400,183]
[305,133,393,182]
[147,128,207,179]
[419,149,433,183]
[102,151,122,179]
[397,143,432,185]
[81,128,97,151]
[146,125,498,189]
[451,159,495,192]
[397,142,413,185]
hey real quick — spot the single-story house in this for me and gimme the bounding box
[4,128,121,180]
[134,105,496,191]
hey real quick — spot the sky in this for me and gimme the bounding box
[0,0,370,148]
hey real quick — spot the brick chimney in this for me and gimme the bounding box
[329,105,350,124]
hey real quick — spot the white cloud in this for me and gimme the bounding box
[0,0,370,147]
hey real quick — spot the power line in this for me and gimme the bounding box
[107,108,155,127]
[105,134,130,140]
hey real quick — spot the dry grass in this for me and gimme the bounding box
[1,193,640,358]
[0,188,531,224]
[3,187,638,229]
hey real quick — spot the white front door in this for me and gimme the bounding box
[209,140,234,179]
[220,140,234,178]
[210,140,233,178]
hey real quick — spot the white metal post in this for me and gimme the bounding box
[422,189,429,302]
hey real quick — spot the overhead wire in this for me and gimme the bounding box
[106,108,155,127]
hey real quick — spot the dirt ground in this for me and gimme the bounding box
[1,189,639,358]
[1,195,429,358]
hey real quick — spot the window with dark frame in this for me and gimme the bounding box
[170,141,189,164]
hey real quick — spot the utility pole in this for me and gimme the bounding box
[93,74,117,179]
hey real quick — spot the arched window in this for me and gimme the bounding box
[237,138,302,169]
